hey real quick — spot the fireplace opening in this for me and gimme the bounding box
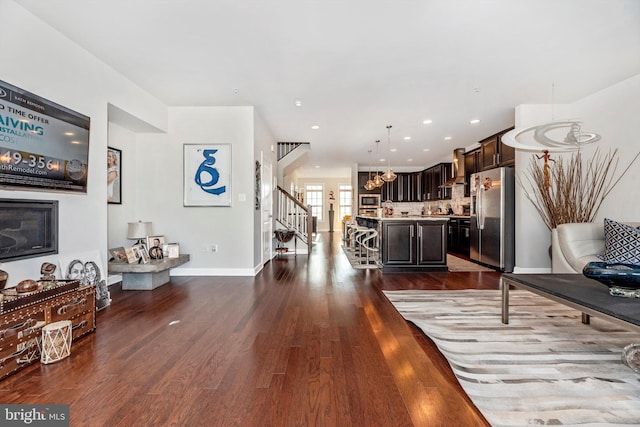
[0,199,58,262]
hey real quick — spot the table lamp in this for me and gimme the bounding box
[127,221,152,246]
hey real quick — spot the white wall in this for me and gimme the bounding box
[513,74,640,272]
[107,122,138,249]
[134,106,257,276]
[0,1,166,285]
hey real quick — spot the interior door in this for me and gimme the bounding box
[262,160,273,264]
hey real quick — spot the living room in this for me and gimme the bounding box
[1,1,640,425]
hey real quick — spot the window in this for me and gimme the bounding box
[339,184,352,219]
[305,184,323,221]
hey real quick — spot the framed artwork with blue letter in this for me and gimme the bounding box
[183,144,231,206]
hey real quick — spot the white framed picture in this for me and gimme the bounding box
[165,243,180,258]
[135,244,149,264]
[184,144,231,206]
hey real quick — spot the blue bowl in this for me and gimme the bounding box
[583,262,640,289]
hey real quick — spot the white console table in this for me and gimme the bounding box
[108,254,190,290]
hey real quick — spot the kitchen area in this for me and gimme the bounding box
[350,128,515,273]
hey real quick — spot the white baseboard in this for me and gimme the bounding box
[512,266,552,274]
[170,267,257,277]
[107,274,122,286]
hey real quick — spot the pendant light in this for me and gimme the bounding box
[364,150,376,190]
[372,139,384,187]
[381,125,397,182]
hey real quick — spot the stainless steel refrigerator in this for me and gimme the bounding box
[470,167,515,272]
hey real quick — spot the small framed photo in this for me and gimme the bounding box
[135,244,149,264]
[165,243,180,258]
[184,144,232,207]
[109,247,127,263]
[107,147,122,204]
[147,235,166,259]
[125,247,139,264]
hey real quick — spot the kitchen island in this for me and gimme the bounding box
[356,215,449,273]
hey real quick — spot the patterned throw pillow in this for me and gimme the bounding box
[601,218,640,265]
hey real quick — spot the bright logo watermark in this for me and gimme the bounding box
[0,405,69,426]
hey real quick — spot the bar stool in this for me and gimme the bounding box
[356,228,379,266]
[347,223,368,253]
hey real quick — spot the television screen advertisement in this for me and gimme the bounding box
[0,79,90,193]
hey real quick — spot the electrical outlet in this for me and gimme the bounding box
[211,244,218,253]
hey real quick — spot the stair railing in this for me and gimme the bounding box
[275,185,313,254]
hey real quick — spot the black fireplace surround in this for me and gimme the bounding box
[0,198,58,262]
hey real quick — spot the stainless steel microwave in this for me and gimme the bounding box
[359,194,380,207]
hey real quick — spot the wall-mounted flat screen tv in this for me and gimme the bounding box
[0,80,90,193]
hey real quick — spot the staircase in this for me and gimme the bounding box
[274,142,314,255]
[275,185,313,254]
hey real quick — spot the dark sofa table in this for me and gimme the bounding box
[501,273,640,332]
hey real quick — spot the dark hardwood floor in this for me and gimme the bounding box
[1,232,502,426]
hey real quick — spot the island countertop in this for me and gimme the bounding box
[356,214,469,221]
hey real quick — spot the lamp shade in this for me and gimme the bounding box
[127,221,153,240]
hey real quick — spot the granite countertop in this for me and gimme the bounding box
[356,214,469,221]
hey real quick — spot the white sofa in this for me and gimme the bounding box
[551,222,640,273]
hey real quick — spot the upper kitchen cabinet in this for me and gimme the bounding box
[358,172,381,194]
[381,172,422,202]
[380,176,398,201]
[422,163,452,201]
[464,148,481,197]
[479,127,515,170]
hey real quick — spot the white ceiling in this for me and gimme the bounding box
[15,0,640,176]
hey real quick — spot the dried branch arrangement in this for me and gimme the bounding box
[519,148,639,230]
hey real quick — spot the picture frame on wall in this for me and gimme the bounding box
[183,144,231,207]
[107,147,122,204]
[255,160,261,210]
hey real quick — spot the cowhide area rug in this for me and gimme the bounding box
[383,289,640,426]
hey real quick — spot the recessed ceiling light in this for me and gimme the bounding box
[379,158,385,162]
[423,119,433,124]
[423,148,431,152]
[311,125,319,130]
[403,136,411,141]
[444,136,452,141]
[295,100,302,107]
[407,158,413,162]
[469,119,480,124]
[64,132,74,136]
[314,165,320,168]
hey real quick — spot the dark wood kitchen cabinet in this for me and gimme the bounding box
[358,172,381,195]
[380,177,398,201]
[380,172,422,202]
[464,148,481,197]
[448,217,470,256]
[422,163,452,201]
[381,219,448,271]
[480,127,515,170]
